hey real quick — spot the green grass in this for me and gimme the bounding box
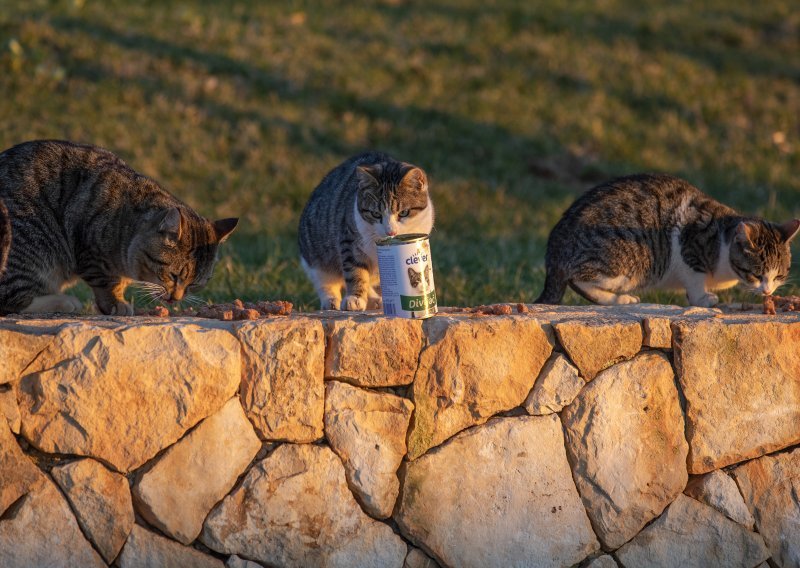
[1,0,799,310]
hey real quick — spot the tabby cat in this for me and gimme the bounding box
[0,140,238,315]
[298,151,434,310]
[535,174,799,307]
[0,200,9,279]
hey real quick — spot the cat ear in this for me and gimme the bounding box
[778,219,800,243]
[401,166,428,193]
[157,208,182,241]
[734,222,755,247]
[357,165,381,188]
[214,218,239,243]
[407,267,418,277]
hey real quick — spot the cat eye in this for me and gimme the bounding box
[170,272,179,283]
[398,209,410,218]
[370,211,382,221]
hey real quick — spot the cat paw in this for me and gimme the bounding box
[691,293,719,308]
[614,294,640,305]
[97,300,134,316]
[342,295,367,311]
[322,297,341,310]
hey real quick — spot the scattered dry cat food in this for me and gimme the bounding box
[763,294,800,315]
[195,299,293,320]
[135,299,292,320]
[516,303,529,314]
[449,304,515,316]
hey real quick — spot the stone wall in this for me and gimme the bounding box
[0,304,798,567]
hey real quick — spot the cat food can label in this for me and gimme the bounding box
[376,233,437,319]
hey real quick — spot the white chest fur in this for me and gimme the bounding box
[658,229,740,291]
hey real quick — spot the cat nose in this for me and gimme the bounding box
[171,288,185,301]
[386,229,397,236]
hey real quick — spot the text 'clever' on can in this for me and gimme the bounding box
[376,233,437,319]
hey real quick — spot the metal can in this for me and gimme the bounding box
[376,233,437,319]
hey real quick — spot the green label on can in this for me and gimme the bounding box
[400,290,437,312]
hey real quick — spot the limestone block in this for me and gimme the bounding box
[202,443,407,568]
[236,318,324,442]
[0,477,105,567]
[561,352,688,549]
[324,380,413,518]
[404,546,439,568]
[524,353,584,415]
[642,317,672,349]
[616,494,769,568]
[325,317,424,386]
[0,328,52,384]
[684,470,754,530]
[553,319,642,380]
[407,316,552,459]
[732,447,800,568]
[118,524,224,568]
[396,415,599,568]
[0,418,44,516]
[51,457,134,563]
[0,386,20,434]
[133,397,261,544]
[17,323,241,472]
[674,319,800,473]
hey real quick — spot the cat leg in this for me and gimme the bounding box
[683,271,719,307]
[91,279,134,316]
[21,294,84,314]
[366,272,382,310]
[301,258,343,310]
[340,239,371,311]
[571,280,640,305]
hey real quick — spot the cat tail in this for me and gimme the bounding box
[534,268,569,304]
[0,200,9,279]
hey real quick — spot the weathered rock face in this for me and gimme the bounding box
[732,447,800,568]
[674,320,800,473]
[585,555,618,568]
[0,328,53,384]
[0,386,20,434]
[17,323,241,472]
[226,555,264,568]
[684,470,754,530]
[561,352,688,549]
[615,494,769,568]
[407,316,553,459]
[404,547,439,568]
[236,319,325,443]
[118,524,224,568]
[0,477,105,568]
[396,415,599,568]
[132,397,261,544]
[325,317,424,387]
[642,317,672,349]
[324,381,414,519]
[50,457,134,563]
[202,443,407,568]
[0,419,43,516]
[553,319,642,380]
[524,353,584,415]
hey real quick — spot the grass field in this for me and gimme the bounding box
[1,0,799,310]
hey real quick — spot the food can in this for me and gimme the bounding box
[376,233,437,319]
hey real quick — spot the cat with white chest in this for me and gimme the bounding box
[298,152,434,310]
[536,173,799,307]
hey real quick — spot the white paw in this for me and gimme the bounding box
[615,294,640,305]
[322,297,341,310]
[67,296,84,312]
[342,295,367,311]
[691,293,719,308]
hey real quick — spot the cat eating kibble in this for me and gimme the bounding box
[298,152,434,311]
[0,140,238,315]
[535,173,799,307]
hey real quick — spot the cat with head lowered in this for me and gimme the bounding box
[298,152,434,310]
[535,173,799,307]
[0,140,238,315]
